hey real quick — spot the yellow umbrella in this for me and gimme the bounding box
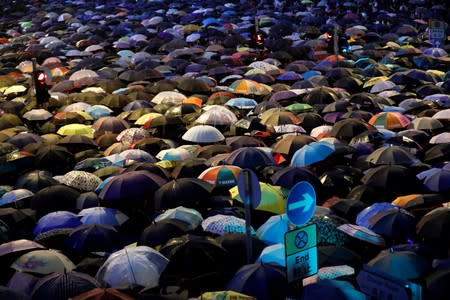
[134,112,164,125]
[363,76,389,88]
[2,84,27,95]
[57,124,95,138]
[244,68,266,76]
[230,182,289,214]
[200,291,256,300]
[183,24,201,34]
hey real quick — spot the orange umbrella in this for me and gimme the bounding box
[368,112,410,130]
[198,165,241,187]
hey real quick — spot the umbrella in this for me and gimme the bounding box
[116,128,150,144]
[156,147,194,161]
[367,250,431,280]
[138,219,192,249]
[57,124,95,138]
[154,178,214,213]
[228,79,271,96]
[99,170,167,206]
[195,106,238,126]
[119,149,156,163]
[154,206,203,231]
[200,291,256,300]
[202,214,255,236]
[356,202,399,228]
[226,262,291,300]
[8,133,45,149]
[0,188,34,207]
[31,185,80,217]
[423,169,450,193]
[0,239,45,257]
[22,109,53,122]
[59,170,102,192]
[91,117,129,134]
[33,211,82,236]
[291,141,335,167]
[365,145,417,166]
[256,213,290,245]
[230,182,288,214]
[198,165,242,187]
[331,118,376,140]
[301,279,367,300]
[159,234,231,295]
[367,207,417,242]
[225,147,275,170]
[430,132,450,144]
[12,249,75,275]
[368,112,410,130]
[151,91,187,105]
[78,207,129,227]
[95,246,169,289]
[257,243,285,267]
[64,224,124,255]
[182,125,225,143]
[31,271,100,300]
[71,288,134,300]
[411,113,444,130]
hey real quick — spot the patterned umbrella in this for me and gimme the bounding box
[116,128,150,144]
[202,214,255,236]
[59,171,102,192]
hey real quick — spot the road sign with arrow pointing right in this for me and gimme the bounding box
[286,181,316,226]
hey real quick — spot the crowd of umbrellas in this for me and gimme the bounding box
[0,0,449,299]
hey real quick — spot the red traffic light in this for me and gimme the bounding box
[36,71,47,83]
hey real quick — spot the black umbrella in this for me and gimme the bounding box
[31,271,99,300]
[416,207,450,251]
[361,165,423,196]
[138,219,192,249]
[30,184,80,217]
[159,234,231,297]
[331,119,377,141]
[34,145,76,175]
[226,262,293,300]
[317,245,362,270]
[365,145,418,166]
[154,178,213,214]
[0,286,30,300]
[303,86,339,106]
[329,198,367,224]
[15,170,58,193]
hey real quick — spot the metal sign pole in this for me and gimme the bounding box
[243,169,253,264]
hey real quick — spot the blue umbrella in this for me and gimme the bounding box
[225,97,258,109]
[301,279,367,300]
[85,105,113,120]
[0,189,34,207]
[257,243,286,267]
[423,169,450,193]
[78,207,129,227]
[65,224,124,255]
[356,202,398,228]
[368,207,416,242]
[33,211,82,236]
[291,142,335,167]
[256,214,290,245]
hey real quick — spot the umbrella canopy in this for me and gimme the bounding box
[12,249,75,275]
[225,147,275,170]
[182,125,225,143]
[154,206,203,231]
[202,214,255,236]
[95,246,169,290]
[230,182,288,214]
[365,145,417,166]
[367,250,431,280]
[31,271,99,300]
[0,239,45,257]
[291,141,334,167]
[78,207,129,227]
[226,262,291,300]
[256,213,290,245]
[33,211,82,236]
[57,124,95,138]
[159,234,231,295]
[368,112,410,130]
[198,165,242,187]
[64,224,124,256]
[59,171,102,192]
[228,79,271,96]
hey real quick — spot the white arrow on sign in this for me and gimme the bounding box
[287,193,314,212]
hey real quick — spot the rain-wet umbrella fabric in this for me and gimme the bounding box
[33,211,82,236]
[95,246,169,290]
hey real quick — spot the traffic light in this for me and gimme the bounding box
[251,31,265,49]
[34,70,49,106]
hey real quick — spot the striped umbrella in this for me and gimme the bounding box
[368,112,410,130]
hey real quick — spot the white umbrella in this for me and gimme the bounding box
[182,125,225,143]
